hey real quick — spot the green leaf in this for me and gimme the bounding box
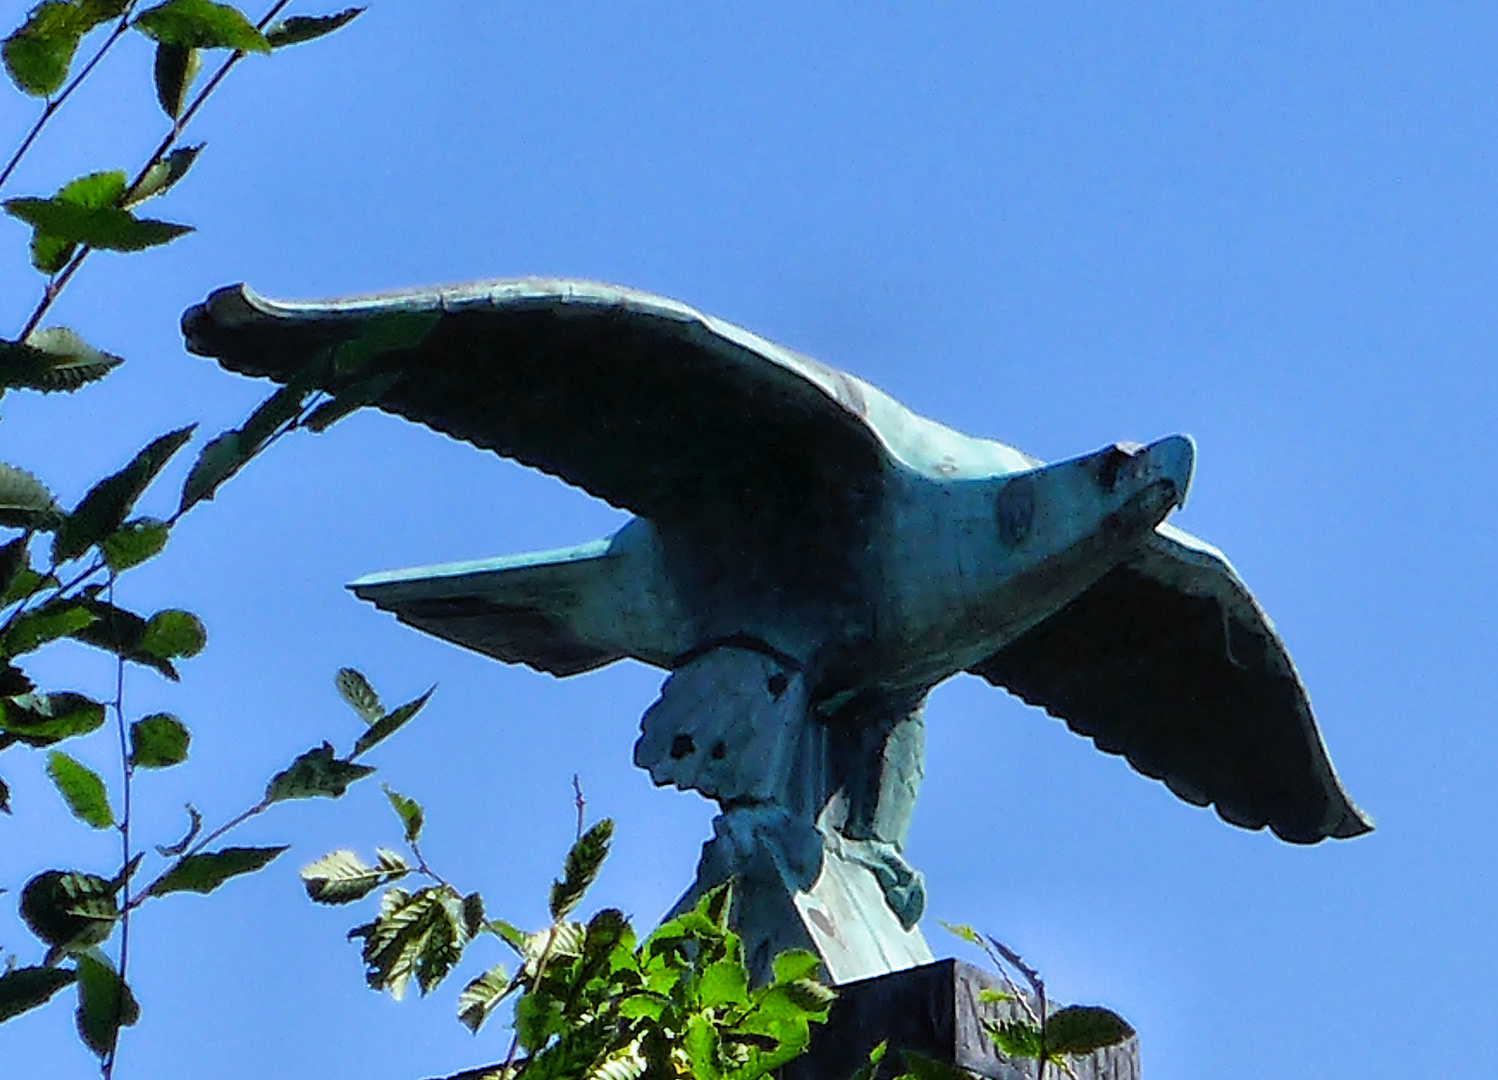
[353,684,433,756]
[3,1,86,96]
[265,7,363,48]
[770,949,821,984]
[1,567,54,607]
[74,949,138,1058]
[0,535,28,597]
[696,958,748,1010]
[19,870,116,951]
[2,600,94,655]
[264,741,374,803]
[151,41,197,117]
[0,964,77,1022]
[982,1019,1042,1060]
[939,920,981,947]
[129,712,189,767]
[898,1051,977,1080]
[0,330,123,393]
[684,1012,721,1080]
[383,784,423,844]
[0,463,62,530]
[139,608,205,659]
[145,844,287,897]
[126,143,203,206]
[1043,1005,1136,1057]
[335,666,381,722]
[848,1040,888,1080]
[456,962,510,1034]
[65,598,181,681]
[46,750,112,827]
[177,430,241,511]
[328,310,439,375]
[349,886,464,1000]
[101,517,169,571]
[299,847,408,904]
[52,425,195,562]
[0,692,105,747]
[5,188,194,273]
[550,817,614,919]
[976,988,1014,1005]
[133,0,270,52]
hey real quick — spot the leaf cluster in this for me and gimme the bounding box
[306,807,836,1080]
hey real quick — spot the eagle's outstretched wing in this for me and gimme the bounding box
[183,279,1035,555]
[968,524,1372,843]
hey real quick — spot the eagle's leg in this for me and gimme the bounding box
[823,691,928,928]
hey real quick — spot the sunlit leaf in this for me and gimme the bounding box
[265,7,362,48]
[300,847,409,904]
[3,599,94,655]
[335,666,381,722]
[52,425,195,562]
[264,741,373,803]
[145,845,287,897]
[46,750,112,827]
[349,886,464,1000]
[696,958,748,1010]
[0,329,122,393]
[770,950,820,984]
[983,1018,1042,1060]
[5,181,194,272]
[74,949,138,1057]
[3,0,85,96]
[0,463,62,530]
[457,962,512,1034]
[353,684,432,756]
[127,143,203,206]
[899,1050,976,1080]
[550,817,613,919]
[0,692,105,747]
[129,712,189,767]
[133,0,270,52]
[0,964,76,1021]
[383,784,423,844]
[139,608,205,659]
[1044,1005,1135,1057]
[19,870,116,951]
[101,517,169,571]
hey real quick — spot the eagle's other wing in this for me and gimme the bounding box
[183,280,1036,549]
[967,523,1371,843]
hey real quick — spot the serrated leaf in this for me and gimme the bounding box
[0,463,62,529]
[151,41,197,117]
[0,330,122,393]
[19,870,116,950]
[353,684,432,756]
[154,802,202,856]
[335,666,381,722]
[770,949,821,984]
[264,741,374,803]
[133,0,270,52]
[3,599,94,655]
[265,7,362,48]
[299,847,408,904]
[145,844,287,897]
[457,962,511,1033]
[101,517,169,571]
[46,750,112,827]
[0,692,105,747]
[74,949,138,1057]
[550,817,613,919]
[349,886,462,1000]
[1044,1005,1136,1057]
[383,784,423,844]
[5,192,193,271]
[129,712,189,767]
[983,1018,1043,1060]
[127,143,203,206]
[65,598,179,681]
[976,987,1014,1005]
[53,425,195,562]
[0,964,76,1021]
[684,1012,720,1080]
[3,0,85,96]
[139,608,205,659]
[697,958,748,1010]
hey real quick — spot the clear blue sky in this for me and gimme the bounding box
[3,3,1494,1078]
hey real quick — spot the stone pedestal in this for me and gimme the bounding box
[780,959,1139,1080]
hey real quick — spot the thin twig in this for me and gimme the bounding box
[572,774,586,841]
[101,577,131,1080]
[0,8,140,194]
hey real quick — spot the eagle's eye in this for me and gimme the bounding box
[1098,442,1145,492]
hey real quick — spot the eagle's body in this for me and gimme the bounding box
[185,278,1370,981]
